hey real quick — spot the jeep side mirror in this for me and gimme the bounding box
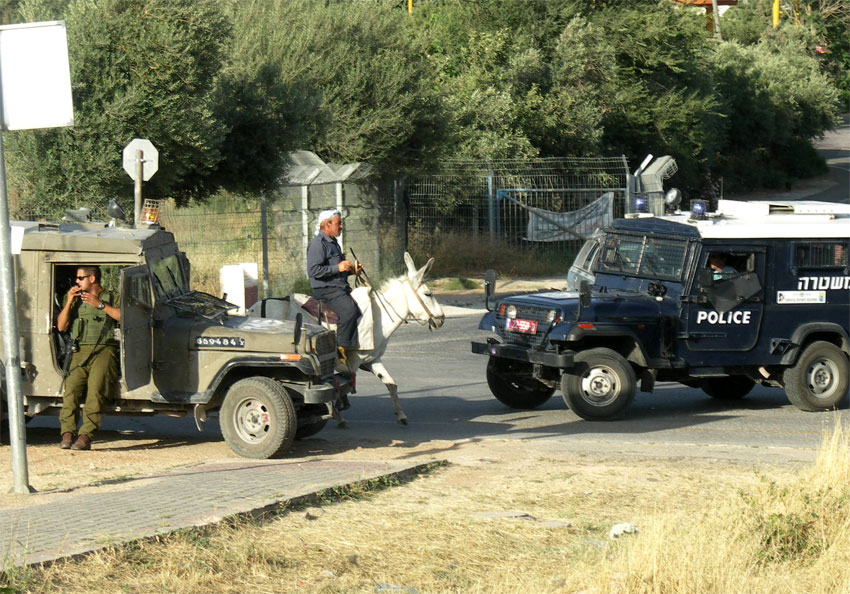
[698,268,714,290]
[293,313,302,353]
[484,269,497,311]
[579,280,592,308]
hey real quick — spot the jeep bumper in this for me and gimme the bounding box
[305,373,353,404]
[471,339,575,369]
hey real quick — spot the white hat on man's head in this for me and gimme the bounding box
[315,209,341,236]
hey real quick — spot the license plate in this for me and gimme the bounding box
[506,318,538,334]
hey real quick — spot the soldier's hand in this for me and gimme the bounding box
[67,285,82,302]
[338,260,354,273]
[78,290,100,309]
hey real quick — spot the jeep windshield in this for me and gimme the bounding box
[150,253,189,299]
[148,253,234,320]
[596,233,688,281]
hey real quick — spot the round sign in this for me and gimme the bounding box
[122,138,159,181]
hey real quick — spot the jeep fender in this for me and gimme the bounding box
[781,323,850,365]
[558,327,649,368]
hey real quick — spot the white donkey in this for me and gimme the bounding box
[295,252,445,424]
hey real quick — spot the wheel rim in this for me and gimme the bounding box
[807,358,841,400]
[233,398,271,443]
[579,365,620,406]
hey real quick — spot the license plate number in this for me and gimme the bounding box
[506,318,537,334]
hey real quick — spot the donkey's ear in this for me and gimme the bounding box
[412,257,435,285]
[422,257,435,277]
[404,252,417,276]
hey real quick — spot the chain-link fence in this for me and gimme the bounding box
[406,156,630,268]
[157,179,400,297]
[10,155,631,293]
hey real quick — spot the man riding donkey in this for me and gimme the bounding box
[306,209,363,363]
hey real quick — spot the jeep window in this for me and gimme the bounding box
[795,242,848,269]
[150,254,188,300]
[126,271,153,308]
[597,234,687,281]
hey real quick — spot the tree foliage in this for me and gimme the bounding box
[8,0,233,213]
[1,0,845,213]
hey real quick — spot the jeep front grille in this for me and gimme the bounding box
[313,332,337,356]
[313,331,337,378]
[494,305,549,348]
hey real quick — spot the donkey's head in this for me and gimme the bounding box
[403,252,445,330]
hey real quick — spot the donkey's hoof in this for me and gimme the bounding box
[397,416,408,426]
[336,420,349,429]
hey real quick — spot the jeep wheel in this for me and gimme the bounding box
[561,348,636,420]
[221,377,297,459]
[783,341,850,411]
[295,404,329,440]
[486,358,555,410]
[701,376,755,400]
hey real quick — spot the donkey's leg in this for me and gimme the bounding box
[365,360,407,425]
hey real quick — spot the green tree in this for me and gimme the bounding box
[711,32,841,189]
[234,0,448,175]
[7,0,233,215]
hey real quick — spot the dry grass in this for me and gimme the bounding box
[4,421,850,593]
[408,230,574,278]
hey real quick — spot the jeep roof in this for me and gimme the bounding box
[624,199,850,239]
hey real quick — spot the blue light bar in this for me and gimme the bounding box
[690,199,707,219]
[633,195,648,213]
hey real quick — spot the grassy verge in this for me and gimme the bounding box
[4,421,849,593]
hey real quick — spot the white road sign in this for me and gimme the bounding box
[123,138,159,181]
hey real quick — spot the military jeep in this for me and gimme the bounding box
[1,218,351,458]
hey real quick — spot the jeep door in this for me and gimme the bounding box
[683,247,766,357]
[120,265,153,391]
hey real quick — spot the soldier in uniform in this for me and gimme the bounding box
[57,266,121,451]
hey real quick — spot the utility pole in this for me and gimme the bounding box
[710,0,723,40]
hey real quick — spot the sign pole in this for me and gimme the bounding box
[134,149,143,226]
[123,139,158,226]
[0,127,32,493]
[0,20,76,494]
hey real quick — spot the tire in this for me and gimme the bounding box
[561,348,636,420]
[220,377,297,459]
[701,376,755,400]
[486,358,555,410]
[783,341,850,412]
[295,404,329,440]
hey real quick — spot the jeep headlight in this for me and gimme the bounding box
[505,305,517,319]
[544,309,558,324]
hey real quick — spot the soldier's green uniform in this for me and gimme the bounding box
[59,290,120,438]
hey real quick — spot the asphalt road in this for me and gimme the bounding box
[28,309,844,467]
[318,312,850,465]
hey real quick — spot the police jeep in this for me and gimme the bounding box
[472,199,850,420]
[1,209,352,458]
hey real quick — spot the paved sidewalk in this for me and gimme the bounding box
[1,458,436,568]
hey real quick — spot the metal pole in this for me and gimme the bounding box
[301,185,309,274]
[487,163,495,243]
[260,193,269,299]
[0,129,32,493]
[336,181,344,252]
[134,149,143,226]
